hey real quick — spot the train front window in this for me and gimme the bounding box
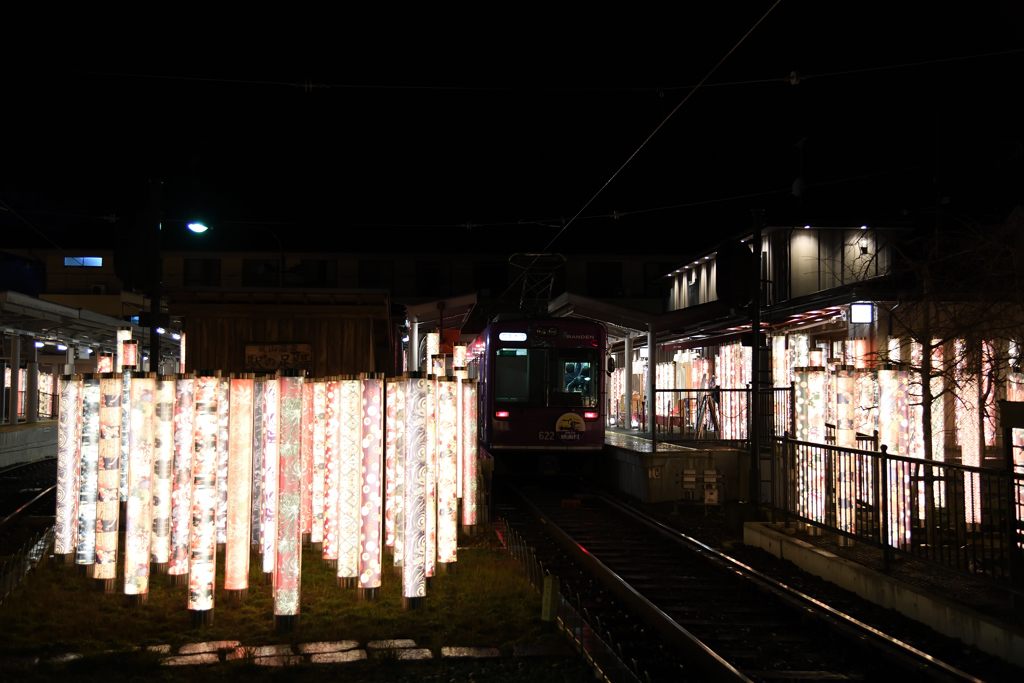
[494,347,598,408]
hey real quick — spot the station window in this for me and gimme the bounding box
[64,256,103,267]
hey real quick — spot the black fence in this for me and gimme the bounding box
[768,434,1024,593]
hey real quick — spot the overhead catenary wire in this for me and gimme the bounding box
[498,0,784,302]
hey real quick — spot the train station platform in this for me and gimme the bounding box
[0,420,57,468]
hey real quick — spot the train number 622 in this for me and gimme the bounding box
[538,431,556,440]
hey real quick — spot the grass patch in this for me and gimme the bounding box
[0,534,558,660]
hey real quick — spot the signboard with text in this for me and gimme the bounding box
[244,343,313,372]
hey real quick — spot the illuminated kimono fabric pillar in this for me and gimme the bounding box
[426,333,439,372]
[392,378,406,565]
[982,342,997,448]
[124,373,155,599]
[323,378,341,564]
[878,367,911,546]
[76,377,100,566]
[930,344,946,508]
[250,379,264,546]
[97,355,113,373]
[960,371,982,524]
[120,340,138,502]
[189,376,219,620]
[834,368,856,534]
[226,377,254,594]
[359,375,384,594]
[275,375,303,626]
[151,377,175,568]
[425,377,437,578]
[453,344,467,500]
[795,367,825,523]
[94,375,121,583]
[385,379,398,550]
[1008,372,1024,529]
[56,375,82,557]
[168,377,195,581]
[261,379,280,574]
[403,376,428,602]
[337,377,362,584]
[462,380,478,526]
[311,381,327,545]
[300,381,314,537]
[215,378,230,545]
[435,377,458,565]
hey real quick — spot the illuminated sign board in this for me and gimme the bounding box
[498,332,527,342]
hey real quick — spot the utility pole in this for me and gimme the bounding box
[748,209,763,504]
[150,180,163,372]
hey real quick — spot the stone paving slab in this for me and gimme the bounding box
[179,640,239,654]
[297,640,359,654]
[394,648,433,660]
[254,655,305,666]
[367,638,417,649]
[311,649,368,664]
[163,653,220,666]
[145,644,171,654]
[441,646,501,658]
[227,644,292,659]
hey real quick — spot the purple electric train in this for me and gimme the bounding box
[467,317,606,464]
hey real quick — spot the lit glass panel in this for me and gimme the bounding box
[323,379,341,562]
[168,377,194,577]
[215,378,230,545]
[150,377,175,565]
[359,375,384,588]
[189,376,218,612]
[226,377,254,590]
[125,374,155,596]
[403,377,428,598]
[275,375,303,616]
[435,377,458,564]
[76,377,100,566]
[337,378,361,581]
[56,376,82,556]
[261,379,279,573]
[311,380,327,545]
[462,380,478,525]
[94,375,121,579]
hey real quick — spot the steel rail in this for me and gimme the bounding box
[597,492,983,683]
[508,482,753,683]
[0,485,56,531]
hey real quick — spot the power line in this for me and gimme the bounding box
[498,0,783,303]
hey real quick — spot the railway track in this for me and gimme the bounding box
[497,476,992,683]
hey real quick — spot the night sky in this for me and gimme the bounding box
[4,4,1023,257]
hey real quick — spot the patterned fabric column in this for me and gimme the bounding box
[462,380,478,525]
[311,380,327,545]
[56,376,82,556]
[834,367,856,535]
[189,376,219,615]
[403,377,428,599]
[300,381,314,537]
[359,375,384,590]
[250,379,264,546]
[94,375,121,581]
[453,345,467,497]
[216,378,230,545]
[76,377,100,566]
[150,377,175,566]
[169,377,195,578]
[323,378,341,563]
[119,367,131,502]
[125,373,155,598]
[226,377,254,592]
[261,379,279,574]
[879,366,911,546]
[385,379,398,549]
[425,378,437,578]
[275,375,303,619]
[436,377,458,564]
[337,377,362,583]
[393,379,406,566]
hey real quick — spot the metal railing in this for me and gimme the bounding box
[768,434,1024,592]
[0,525,54,607]
[501,520,641,683]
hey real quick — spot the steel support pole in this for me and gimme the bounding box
[749,209,763,504]
[26,359,39,424]
[410,318,420,372]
